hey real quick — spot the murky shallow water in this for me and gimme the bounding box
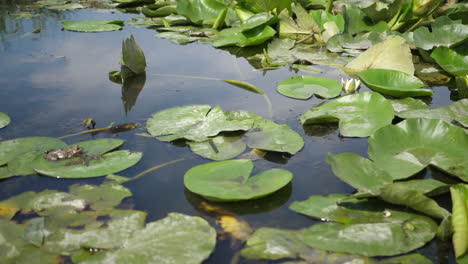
[0,2,458,263]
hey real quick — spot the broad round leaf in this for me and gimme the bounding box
[276,75,342,100]
[184,159,293,201]
[33,150,142,178]
[79,213,216,264]
[431,47,468,76]
[147,105,253,142]
[61,20,124,32]
[389,98,428,113]
[358,69,432,97]
[397,99,468,127]
[69,183,132,210]
[0,112,10,129]
[300,92,394,137]
[368,118,468,181]
[0,137,66,166]
[450,184,468,258]
[188,136,246,161]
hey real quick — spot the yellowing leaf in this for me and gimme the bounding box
[217,216,253,241]
[345,36,414,75]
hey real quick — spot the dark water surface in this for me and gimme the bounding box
[0,2,457,263]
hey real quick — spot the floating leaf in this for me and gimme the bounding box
[226,110,304,154]
[389,98,428,113]
[78,213,216,264]
[327,153,393,195]
[412,16,468,50]
[69,183,132,210]
[276,75,342,100]
[184,159,293,201]
[431,46,468,76]
[343,6,388,35]
[188,136,246,161]
[391,179,449,197]
[358,69,432,97]
[176,0,227,25]
[345,36,414,75]
[0,112,10,129]
[368,118,468,181]
[397,99,468,128]
[61,20,124,32]
[237,0,291,13]
[300,92,394,137]
[0,219,27,263]
[278,3,320,43]
[147,105,253,142]
[450,184,468,259]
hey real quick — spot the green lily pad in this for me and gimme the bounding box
[450,184,468,259]
[412,16,468,51]
[300,92,394,137]
[155,26,216,44]
[343,6,388,35]
[358,69,432,97]
[226,110,304,154]
[276,75,342,100]
[77,213,216,264]
[0,112,10,128]
[326,32,385,53]
[0,218,27,263]
[327,153,393,195]
[345,36,414,75]
[176,0,227,25]
[188,136,246,161]
[147,105,253,142]
[431,46,468,76]
[241,227,371,263]
[389,98,428,113]
[391,179,449,197]
[121,35,146,75]
[69,183,132,210]
[397,99,468,127]
[61,20,124,32]
[184,159,293,201]
[33,150,142,178]
[368,118,468,181]
[278,3,320,43]
[237,0,291,13]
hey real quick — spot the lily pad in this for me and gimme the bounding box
[237,0,291,13]
[147,105,253,142]
[0,112,10,128]
[69,183,132,210]
[431,46,468,76]
[61,20,124,32]
[412,16,468,51]
[300,92,394,137]
[358,69,432,97]
[184,159,293,201]
[276,75,342,100]
[278,3,320,43]
[176,0,227,25]
[121,35,146,75]
[397,99,468,127]
[368,118,468,181]
[78,213,216,264]
[389,98,428,113]
[345,36,414,75]
[188,136,246,161]
[450,184,468,259]
[226,110,304,154]
[33,150,142,178]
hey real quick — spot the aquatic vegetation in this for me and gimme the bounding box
[276,75,342,99]
[62,20,124,32]
[0,112,10,129]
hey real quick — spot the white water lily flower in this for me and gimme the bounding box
[341,78,361,94]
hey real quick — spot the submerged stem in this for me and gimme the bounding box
[58,128,109,139]
[129,157,192,181]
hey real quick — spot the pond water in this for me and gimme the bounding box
[0,1,458,263]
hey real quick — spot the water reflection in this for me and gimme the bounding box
[121,72,146,113]
[303,123,339,137]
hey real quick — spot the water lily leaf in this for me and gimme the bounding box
[175,0,227,25]
[327,153,393,195]
[450,184,468,259]
[413,16,468,50]
[343,6,388,35]
[147,105,253,142]
[389,98,428,113]
[358,69,432,97]
[188,136,246,161]
[184,159,293,201]
[69,183,132,210]
[0,112,10,129]
[301,217,436,256]
[391,179,449,197]
[458,75,468,100]
[276,75,342,100]
[237,0,291,13]
[310,10,344,33]
[43,210,147,254]
[226,110,304,154]
[278,3,320,43]
[241,227,371,263]
[291,64,322,73]
[345,36,414,75]
[368,118,468,181]
[431,46,468,76]
[0,137,66,166]
[78,213,216,264]
[155,26,216,44]
[397,99,468,127]
[0,218,27,263]
[326,32,385,53]
[61,20,124,32]
[300,92,394,137]
[121,35,146,75]
[33,150,142,178]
